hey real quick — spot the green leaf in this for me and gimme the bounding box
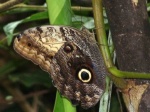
[53,91,65,112]
[46,0,72,25]
[3,20,23,45]
[72,15,95,29]
[22,11,48,23]
[99,76,112,112]
[54,91,76,112]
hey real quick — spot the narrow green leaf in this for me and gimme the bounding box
[53,91,65,112]
[3,20,23,45]
[22,11,48,23]
[99,76,112,112]
[46,0,72,25]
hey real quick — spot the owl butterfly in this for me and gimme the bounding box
[13,25,107,109]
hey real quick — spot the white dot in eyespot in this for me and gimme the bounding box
[78,69,92,83]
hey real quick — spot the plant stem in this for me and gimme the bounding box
[92,0,127,88]
[0,0,23,12]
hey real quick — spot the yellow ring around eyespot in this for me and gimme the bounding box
[78,69,92,83]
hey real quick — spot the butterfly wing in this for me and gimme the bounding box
[13,25,106,109]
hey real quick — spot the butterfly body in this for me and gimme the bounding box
[14,25,106,109]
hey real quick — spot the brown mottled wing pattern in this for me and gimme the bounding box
[13,25,107,109]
